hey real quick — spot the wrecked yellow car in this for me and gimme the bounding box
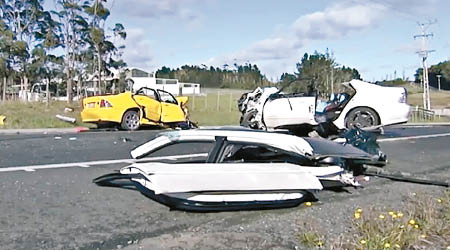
[81,87,193,130]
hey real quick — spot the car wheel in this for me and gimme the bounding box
[345,107,379,129]
[121,110,140,130]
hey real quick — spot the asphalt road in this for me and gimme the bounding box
[0,125,449,250]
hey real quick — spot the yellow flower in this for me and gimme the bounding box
[399,225,405,229]
[360,239,367,244]
[408,219,416,225]
[379,214,386,219]
[397,212,404,218]
[392,214,398,219]
[305,202,312,207]
[412,192,417,196]
[414,224,419,229]
[394,244,401,249]
[388,211,395,216]
[437,198,442,203]
[446,246,450,250]
[384,242,391,248]
[316,240,323,247]
[356,208,363,213]
[420,234,426,238]
[354,212,361,219]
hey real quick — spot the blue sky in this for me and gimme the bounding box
[98,0,449,81]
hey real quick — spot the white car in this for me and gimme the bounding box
[94,129,380,211]
[239,79,410,130]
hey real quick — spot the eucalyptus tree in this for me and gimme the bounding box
[53,0,89,102]
[1,0,54,101]
[0,18,27,102]
[84,0,109,94]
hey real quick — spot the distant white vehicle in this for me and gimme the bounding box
[125,68,200,96]
[239,79,411,131]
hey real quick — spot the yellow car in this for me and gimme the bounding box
[81,87,192,130]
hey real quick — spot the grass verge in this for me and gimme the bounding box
[0,100,92,129]
[297,191,450,249]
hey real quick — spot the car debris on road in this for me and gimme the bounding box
[94,128,385,211]
[56,114,76,123]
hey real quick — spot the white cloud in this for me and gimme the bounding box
[122,28,156,70]
[292,3,385,40]
[113,0,204,27]
[205,1,386,79]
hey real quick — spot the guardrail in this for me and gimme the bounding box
[410,106,435,121]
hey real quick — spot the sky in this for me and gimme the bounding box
[95,0,449,82]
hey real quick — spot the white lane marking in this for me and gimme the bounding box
[378,132,450,142]
[0,153,208,173]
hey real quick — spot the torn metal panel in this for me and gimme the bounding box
[94,162,325,211]
[56,114,76,123]
[121,163,323,194]
[131,129,314,159]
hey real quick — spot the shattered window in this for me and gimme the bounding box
[220,143,310,165]
[158,90,178,104]
[145,142,215,163]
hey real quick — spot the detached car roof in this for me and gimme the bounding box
[131,129,373,161]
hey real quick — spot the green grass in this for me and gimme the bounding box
[1,86,448,129]
[0,100,92,129]
[187,90,246,126]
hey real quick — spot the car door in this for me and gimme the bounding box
[132,88,162,122]
[263,95,317,128]
[157,89,186,123]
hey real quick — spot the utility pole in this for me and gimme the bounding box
[414,20,436,110]
[436,74,442,91]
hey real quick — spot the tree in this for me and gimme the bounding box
[53,0,89,102]
[2,0,53,101]
[284,51,361,95]
[0,18,27,101]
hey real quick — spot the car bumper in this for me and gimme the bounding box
[380,103,410,125]
[80,108,121,123]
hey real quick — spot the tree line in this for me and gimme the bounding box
[156,51,361,94]
[0,0,126,103]
[415,60,450,91]
[156,63,272,90]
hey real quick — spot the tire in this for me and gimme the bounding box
[121,110,140,130]
[345,107,379,129]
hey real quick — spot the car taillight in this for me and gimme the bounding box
[100,99,113,108]
[399,88,407,103]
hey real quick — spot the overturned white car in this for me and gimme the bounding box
[239,80,410,132]
[94,128,384,211]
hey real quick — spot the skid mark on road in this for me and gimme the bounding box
[0,153,207,173]
[378,132,450,142]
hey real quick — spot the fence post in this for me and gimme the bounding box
[217,91,220,111]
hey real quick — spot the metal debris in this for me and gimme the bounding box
[64,107,74,113]
[56,114,76,123]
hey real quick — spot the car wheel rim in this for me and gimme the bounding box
[125,113,139,129]
[351,111,375,128]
